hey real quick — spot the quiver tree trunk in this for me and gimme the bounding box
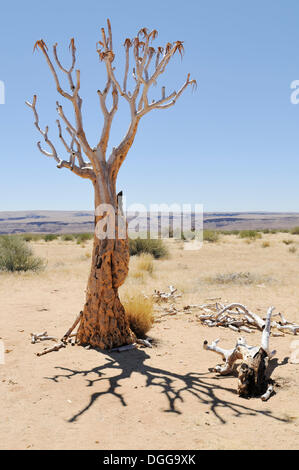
[77,180,135,349]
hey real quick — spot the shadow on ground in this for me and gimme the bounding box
[45,348,289,424]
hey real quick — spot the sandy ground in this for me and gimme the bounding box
[0,234,299,450]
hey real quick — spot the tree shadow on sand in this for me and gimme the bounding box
[45,348,289,424]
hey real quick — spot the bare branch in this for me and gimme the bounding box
[26,95,95,180]
[33,39,93,161]
[97,84,119,156]
[100,23,196,178]
[26,95,60,164]
[123,39,132,93]
[30,22,196,184]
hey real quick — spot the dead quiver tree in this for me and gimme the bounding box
[203,307,276,400]
[26,20,196,350]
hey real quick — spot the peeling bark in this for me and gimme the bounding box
[77,234,135,349]
[76,179,135,349]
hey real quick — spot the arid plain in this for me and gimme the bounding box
[0,233,298,449]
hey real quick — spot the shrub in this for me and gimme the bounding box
[129,237,168,259]
[291,227,299,235]
[205,271,273,285]
[20,233,42,242]
[262,241,270,248]
[61,234,74,241]
[283,239,293,245]
[219,230,240,235]
[203,230,219,242]
[44,234,58,242]
[134,253,154,274]
[0,236,45,272]
[22,234,33,242]
[289,246,297,254]
[122,292,154,338]
[75,233,93,244]
[239,230,262,240]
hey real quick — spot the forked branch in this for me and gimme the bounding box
[97,20,196,176]
[25,95,95,180]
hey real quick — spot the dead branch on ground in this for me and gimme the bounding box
[203,307,277,400]
[197,302,298,335]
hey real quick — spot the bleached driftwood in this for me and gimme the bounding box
[261,383,274,401]
[137,339,152,348]
[197,301,298,335]
[153,285,182,302]
[36,341,66,356]
[203,307,276,400]
[33,311,85,356]
[215,303,265,330]
[30,332,58,344]
[272,321,299,335]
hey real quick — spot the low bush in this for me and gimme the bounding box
[291,227,299,235]
[61,234,75,242]
[20,233,42,242]
[129,237,168,259]
[203,230,219,242]
[0,235,45,272]
[205,271,273,285]
[219,230,240,235]
[239,230,262,240]
[75,233,93,244]
[44,234,58,242]
[283,239,293,245]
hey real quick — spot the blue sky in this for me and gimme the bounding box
[0,0,298,212]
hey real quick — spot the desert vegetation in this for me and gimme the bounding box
[0,235,45,272]
[0,229,298,449]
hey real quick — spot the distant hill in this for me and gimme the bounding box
[0,210,298,234]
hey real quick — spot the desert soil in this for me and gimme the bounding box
[0,234,298,449]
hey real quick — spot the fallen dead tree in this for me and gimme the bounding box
[203,307,276,400]
[197,302,299,335]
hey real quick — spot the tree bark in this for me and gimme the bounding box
[76,174,135,349]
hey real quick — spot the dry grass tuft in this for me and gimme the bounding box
[130,270,145,281]
[204,271,274,285]
[135,253,154,273]
[122,291,154,338]
[129,254,154,281]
